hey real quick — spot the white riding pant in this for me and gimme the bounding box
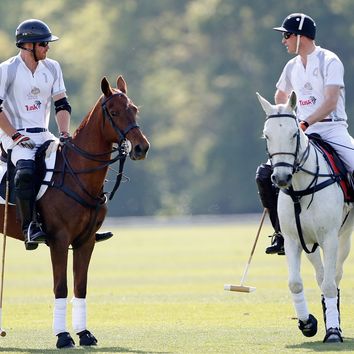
[306,121,354,173]
[1,130,56,166]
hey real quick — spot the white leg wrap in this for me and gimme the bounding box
[292,291,309,322]
[324,296,340,329]
[53,298,67,336]
[72,297,86,333]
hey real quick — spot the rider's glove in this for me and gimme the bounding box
[299,120,309,132]
[11,132,36,149]
[59,131,71,146]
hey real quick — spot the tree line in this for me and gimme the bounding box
[1,0,354,216]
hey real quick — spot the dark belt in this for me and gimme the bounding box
[320,118,346,122]
[17,128,47,133]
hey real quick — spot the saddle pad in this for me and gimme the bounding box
[0,140,58,205]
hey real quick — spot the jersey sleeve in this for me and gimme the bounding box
[0,65,8,101]
[51,61,66,97]
[324,59,344,88]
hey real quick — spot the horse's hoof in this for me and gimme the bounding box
[298,314,318,337]
[323,327,343,343]
[78,329,98,346]
[24,242,38,251]
[95,231,113,243]
[56,332,75,349]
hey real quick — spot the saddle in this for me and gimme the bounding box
[308,133,354,203]
[0,140,55,204]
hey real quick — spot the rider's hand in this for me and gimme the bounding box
[299,120,309,132]
[59,131,71,146]
[11,132,36,149]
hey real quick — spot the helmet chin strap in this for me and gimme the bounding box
[295,14,305,55]
[295,34,301,54]
[19,43,39,62]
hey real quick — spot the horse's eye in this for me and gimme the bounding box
[110,111,118,116]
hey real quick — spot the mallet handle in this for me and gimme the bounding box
[0,150,11,335]
[240,209,267,285]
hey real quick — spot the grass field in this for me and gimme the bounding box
[1,216,354,353]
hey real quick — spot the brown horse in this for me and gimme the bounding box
[0,76,150,348]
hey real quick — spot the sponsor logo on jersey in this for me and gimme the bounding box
[31,87,40,95]
[299,96,317,106]
[300,82,313,95]
[25,100,41,111]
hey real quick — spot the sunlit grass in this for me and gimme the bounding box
[0,219,353,353]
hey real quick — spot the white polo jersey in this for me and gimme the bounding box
[0,53,66,130]
[276,46,347,124]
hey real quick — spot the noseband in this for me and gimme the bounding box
[101,93,140,144]
[266,113,302,173]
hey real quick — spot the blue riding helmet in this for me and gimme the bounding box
[273,13,316,40]
[15,19,59,47]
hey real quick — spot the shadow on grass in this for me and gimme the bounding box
[286,337,354,352]
[0,347,170,353]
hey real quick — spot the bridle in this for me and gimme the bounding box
[101,92,141,143]
[265,113,310,174]
[46,92,143,209]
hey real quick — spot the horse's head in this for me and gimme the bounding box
[101,76,150,160]
[257,91,301,189]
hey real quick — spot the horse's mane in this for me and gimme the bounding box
[73,97,102,139]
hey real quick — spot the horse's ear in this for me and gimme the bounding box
[101,77,113,97]
[288,91,297,111]
[117,75,127,94]
[256,92,273,116]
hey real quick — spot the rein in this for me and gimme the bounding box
[266,113,340,254]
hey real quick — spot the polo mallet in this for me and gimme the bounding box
[0,150,12,337]
[224,209,267,293]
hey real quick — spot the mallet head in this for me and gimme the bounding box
[224,284,256,293]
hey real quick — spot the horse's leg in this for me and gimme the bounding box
[321,233,343,343]
[72,239,97,346]
[50,241,75,349]
[285,236,318,337]
[305,249,324,288]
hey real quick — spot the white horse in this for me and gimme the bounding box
[257,91,354,343]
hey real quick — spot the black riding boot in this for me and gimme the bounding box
[255,163,285,255]
[265,232,285,255]
[95,231,113,242]
[14,159,47,250]
[16,196,47,250]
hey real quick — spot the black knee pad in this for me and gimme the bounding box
[14,159,36,199]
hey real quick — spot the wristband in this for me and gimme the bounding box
[300,120,309,128]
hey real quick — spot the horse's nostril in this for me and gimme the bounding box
[134,145,142,155]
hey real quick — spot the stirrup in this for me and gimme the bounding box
[26,221,47,243]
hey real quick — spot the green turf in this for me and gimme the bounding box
[1,220,354,353]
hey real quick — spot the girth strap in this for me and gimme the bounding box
[282,178,337,254]
[291,193,319,254]
[282,178,338,253]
